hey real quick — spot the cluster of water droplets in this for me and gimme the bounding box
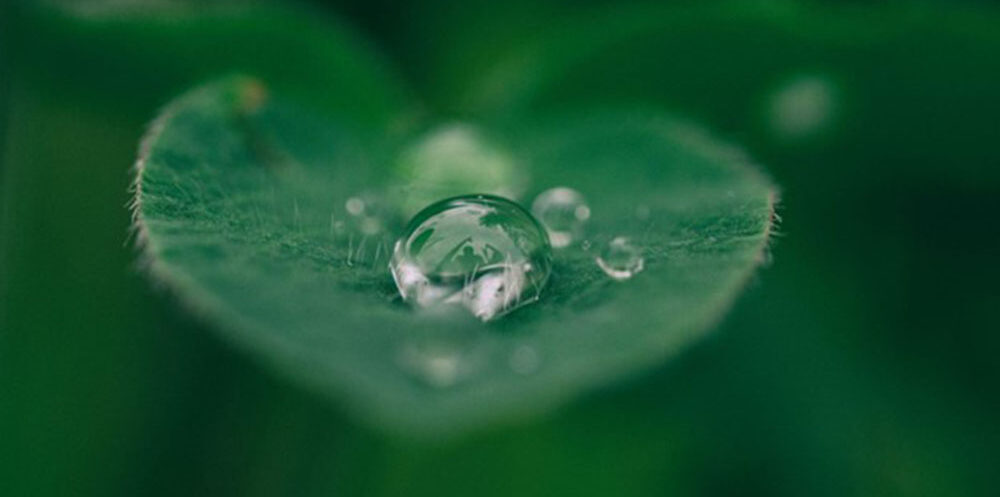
[327,73,837,386]
[326,192,398,270]
[528,186,644,280]
[333,70,836,323]
[344,193,386,236]
[381,187,650,387]
[386,183,648,328]
[319,129,660,386]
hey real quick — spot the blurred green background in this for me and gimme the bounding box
[2,0,999,495]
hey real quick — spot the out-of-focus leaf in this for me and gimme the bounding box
[7,0,409,124]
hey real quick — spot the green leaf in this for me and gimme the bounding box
[6,0,408,124]
[133,77,777,435]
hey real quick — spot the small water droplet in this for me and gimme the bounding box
[509,345,541,375]
[581,240,592,251]
[345,192,391,236]
[596,237,645,281]
[768,74,837,140]
[531,187,590,248]
[390,194,552,321]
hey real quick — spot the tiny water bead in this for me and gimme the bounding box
[343,192,392,236]
[531,187,590,248]
[389,194,553,321]
[596,237,645,281]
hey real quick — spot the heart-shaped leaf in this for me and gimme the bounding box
[133,77,777,435]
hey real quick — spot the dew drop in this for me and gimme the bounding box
[596,237,645,281]
[531,187,590,248]
[344,192,391,236]
[390,194,552,321]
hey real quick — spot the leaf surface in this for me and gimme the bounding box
[133,77,776,434]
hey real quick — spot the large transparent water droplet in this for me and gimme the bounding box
[531,187,590,248]
[596,237,644,281]
[389,194,552,321]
